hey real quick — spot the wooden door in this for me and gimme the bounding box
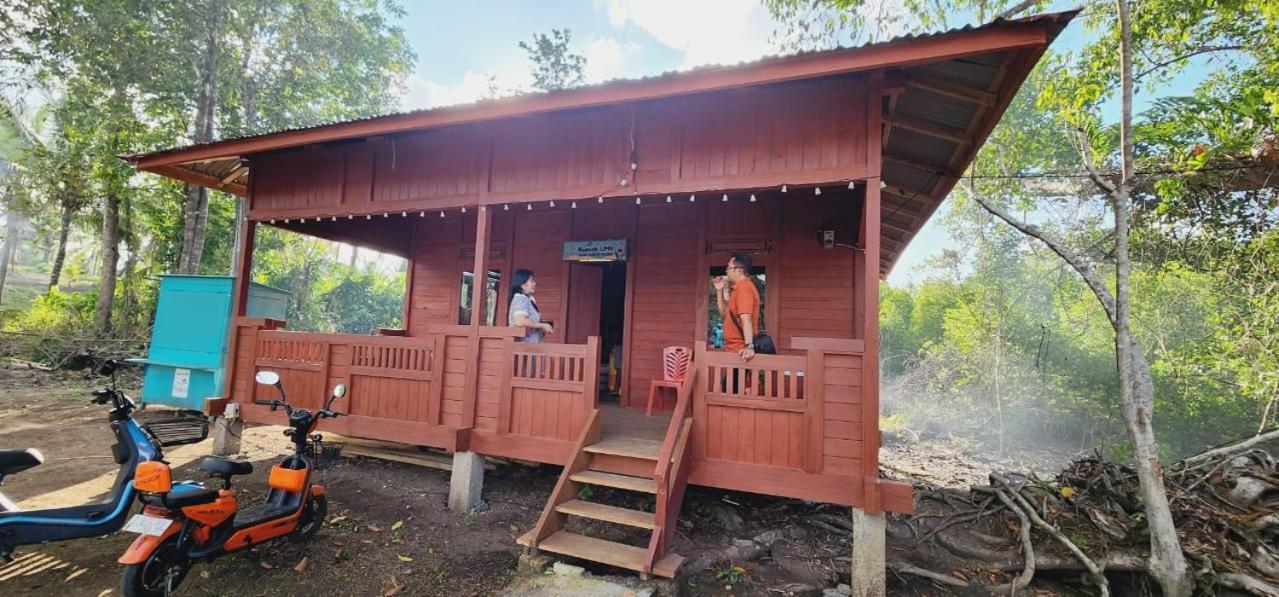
[565,263,603,345]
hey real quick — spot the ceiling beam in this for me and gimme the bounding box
[905,75,996,106]
[882,114,971,145]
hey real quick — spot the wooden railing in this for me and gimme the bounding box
[646,348,699,575]
[499,337,600,442]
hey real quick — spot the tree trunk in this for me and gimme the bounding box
[95,193,120,333]
[0,209,21,307]
[48,199,74,291]
[1113,1,1190,592]
[178,2,223,274]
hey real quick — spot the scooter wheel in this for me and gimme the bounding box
[292,494,328,541]
[121,535,190,597]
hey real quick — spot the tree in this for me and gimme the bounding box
[765,0,1279,592]
[519,29,586,92]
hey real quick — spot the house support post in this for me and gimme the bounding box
[211,403,242,457]
[451,204,491,514]
[448,451,486,513]
[851,507,886,597]
[214,217,256,457]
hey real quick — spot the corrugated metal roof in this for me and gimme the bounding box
[125,10,1076,164]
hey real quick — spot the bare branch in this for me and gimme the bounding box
[995,0,1041,20]
[994,474,1111,596]
[1136,45,1246,81]
[1076,128,1117,195]
[994,489,1036,594]
[970,194,1119,325]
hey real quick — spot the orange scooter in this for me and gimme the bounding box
[117,371,344,596]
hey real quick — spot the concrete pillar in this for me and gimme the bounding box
[851,508,886,597]
[448,451,486,513]
[211,412,242,457]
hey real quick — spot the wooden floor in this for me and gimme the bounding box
[600,404,669,441]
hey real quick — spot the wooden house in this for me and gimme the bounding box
[127,12,1074,580]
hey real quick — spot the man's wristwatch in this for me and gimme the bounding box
[746,343,755,349]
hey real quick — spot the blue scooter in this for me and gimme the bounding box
[0,359,206,561]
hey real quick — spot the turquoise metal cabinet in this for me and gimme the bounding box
[130,275,289,409]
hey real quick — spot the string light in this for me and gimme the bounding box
[571,201,577,209]
[284,218,290,223]
[347,214,353,220]
[880,180,887,189]
[597,196,604,204]
[848,181,856,189]
[301,218,307,223]
[689,194,695,202]
[269,219,276,224]
[527,204,533,211]
[722,194,728,202]
[503,204,509,211]
[781,184,787,193]
[665,195,672,203]
[439,210,445,218]
[401,211,407,217]
[620,177,628,186]
[630,161,638,171]
[366,214,371,220]
[815,187,822,196]
[331,216,337,222]
[635,197,641,205]
[549,200,556,208]
[461,206,467,213]
[382,212,388,218]
[419,211,426,217]
[750,194,757,202]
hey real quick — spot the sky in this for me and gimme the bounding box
[392,0,1213,286]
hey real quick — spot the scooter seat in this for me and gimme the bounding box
[199,457,253,477]
[0,449,43,476]
[141,488,221,509]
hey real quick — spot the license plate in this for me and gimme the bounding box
[122,514,173,536]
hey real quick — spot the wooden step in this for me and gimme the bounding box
[570,470,657,493]
[583,436,662,460]
[556,499,655,529]
[534,530,685,578]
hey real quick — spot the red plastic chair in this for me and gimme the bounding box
[646,346,692,416]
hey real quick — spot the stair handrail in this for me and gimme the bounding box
[647,347,700,574]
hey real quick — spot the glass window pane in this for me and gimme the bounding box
[460,270,501,325]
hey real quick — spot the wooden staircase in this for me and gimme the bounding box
[518,368,698,578]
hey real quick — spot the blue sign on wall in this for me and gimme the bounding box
[562,239,628,262]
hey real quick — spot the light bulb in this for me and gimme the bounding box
[366,214,371,220]
[630,162,638,170]
[722,194,728,202]
[549,200,556,207]
[284,218,290,223]
[419,211,425,217]
[750,194,757,202]
[880,180,887,189]
[527,204,532,210]
[848,181,856,189]
[439,211,445,218]
[331,216,337,222]
[635,197,641,205]
[383,212,388,218]
[597,196,604,203]
[461,206,467,213]
[815,187,822,196]
[666,195,672,203]
[571,201,577,209]
[690,194,696,202]
[503,204,509,211]
[401,211,407,217]
[781,184,788,193]
[620,177,628,186]
[348,214,353,220]
[269,219,276,224]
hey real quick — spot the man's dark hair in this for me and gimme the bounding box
[730,252,753,273]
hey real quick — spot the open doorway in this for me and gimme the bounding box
[566,261,627,404]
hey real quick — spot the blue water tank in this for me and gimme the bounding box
[129,275,289,410]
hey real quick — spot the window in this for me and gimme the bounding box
[459,269,501,325]
[707,265,766,349]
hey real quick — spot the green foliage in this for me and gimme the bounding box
[519,29,586,92]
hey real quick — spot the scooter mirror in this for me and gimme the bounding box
[255,371,280,386]
[98,359,118,377]
[331,383,347,399]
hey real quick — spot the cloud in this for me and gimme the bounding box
[596,0,777,69]
[402,68,534,112]
[582,36,640,84]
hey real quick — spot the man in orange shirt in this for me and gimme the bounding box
[713,252,761,362]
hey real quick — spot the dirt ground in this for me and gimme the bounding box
[0,362,1065,596]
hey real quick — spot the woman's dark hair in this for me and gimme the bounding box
[510,269,536,306]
